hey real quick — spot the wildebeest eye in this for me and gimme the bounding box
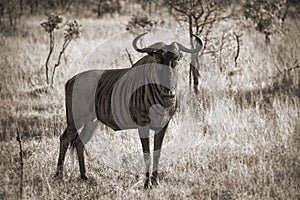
[179,52,183,59]
[173,53,182,61]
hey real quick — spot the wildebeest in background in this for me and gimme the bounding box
[55,32,203,188]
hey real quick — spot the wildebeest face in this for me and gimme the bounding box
[152,47,183,69]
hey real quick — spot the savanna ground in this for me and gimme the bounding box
[1,2,300,200]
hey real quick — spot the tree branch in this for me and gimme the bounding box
[219,31,226,72]
[16,128,23,200]
[197,15,232,30]
[51,39,71,85]
[168,2,190,16]
[233,31,242,68]
[286,60,300,72]
[45,32,54,85]
[126,48,133,66]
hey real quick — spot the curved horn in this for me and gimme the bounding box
[132,32,149,53]
[133,32,166,53]
[176,34,203,53]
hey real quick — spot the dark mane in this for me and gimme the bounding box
[132,55,159,68]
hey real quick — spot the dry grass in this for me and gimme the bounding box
[0,13,300,200]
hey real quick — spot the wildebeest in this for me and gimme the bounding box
[55,32,203,188]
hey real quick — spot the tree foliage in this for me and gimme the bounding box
[242,0,296,44]
[126,14,160,33]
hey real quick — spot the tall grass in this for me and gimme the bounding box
[0,13,299,199]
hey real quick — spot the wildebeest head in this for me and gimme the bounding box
[129,32,204,125]
[133,32,203,68]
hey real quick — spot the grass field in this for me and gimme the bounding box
[0,11,300,199]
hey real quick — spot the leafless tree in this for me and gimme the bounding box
[164,0,233,93]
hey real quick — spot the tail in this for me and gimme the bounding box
[70,133,78,149]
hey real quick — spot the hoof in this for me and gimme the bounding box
[54,171,63,180]
[81,174,88,181]
[151,176,159,187]
[143,177,150,189]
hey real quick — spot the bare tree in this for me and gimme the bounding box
[164,0,233,93]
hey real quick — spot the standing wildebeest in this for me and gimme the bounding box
[56,32,203,188]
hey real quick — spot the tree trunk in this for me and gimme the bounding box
[97,0,102,17]
[265,32,271,45]
[19,0,23,14]
[116,0,121,14]
[189,14,200,94]
[148,1,152,16]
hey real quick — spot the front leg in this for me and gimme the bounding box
[138,126,150,189]
[152,123,168,186]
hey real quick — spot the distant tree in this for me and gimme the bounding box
[0,0,22,32]
[96,0,121,17]
[41,13,81,85]
[242,0,290,44]
[126,14,159,33]
[137,0,153,15]
[164,0,233,93]
[41,13,63,85]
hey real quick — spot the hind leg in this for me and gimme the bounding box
[75,120,98,180]
[56,127,76,178]
[75,138,88,180]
